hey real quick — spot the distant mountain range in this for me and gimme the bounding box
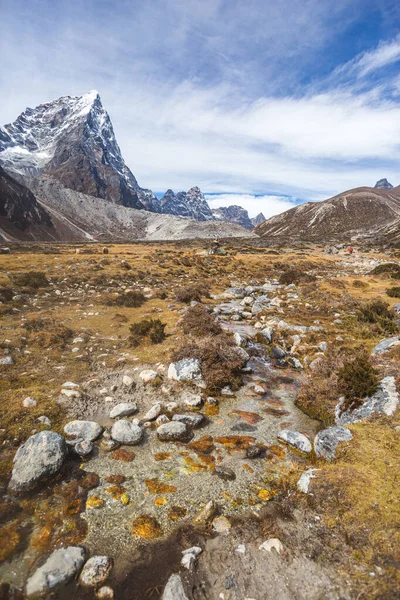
[256,180,400,244]
[0,91,259,241]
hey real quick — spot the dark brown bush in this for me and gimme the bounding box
[106,290,146,308]
[129,319,166,347]
[175,282,211,304]
[0,287,13,302]
[356,299,397,335]
[369,263,400,278]
[14,271,49,289]
[279,268,317,285]
[386,287,400,298]
[337,351,379,410]
[180,304,222,337]
[172,334,243,392]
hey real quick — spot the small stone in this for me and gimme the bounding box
[162,574,189,600]
[245,445,263,459]
[168,359,203,383]
[23,397,37,408]
[287,357,303,369]
[220,386,234,396]
[74,440,93,456]
[157,421,191,442]
[101,439,120,452]
[184,395,202,408]
[111,420,143,445]
[172,413,204,427]
[155,414,169,426]
[260,326,273,343]
[215,466,236,481]
[64,421,103,442]
[259,538,284,554]
[193,500,217,525]
[62,382,80,389]
[122,374,134,387]
[277,430,312,454]
[96,586,114,600]
[139,369,159,383]
[38,415,51,427]
[79,556,113,587]
[212,515,231,534]
[0,356,14,365]
[143,403,163,421]
[297,468,319,493]
[270,345,286,359]
[26,547,85,597]
[181,546,202,570]
[109,402,138,419]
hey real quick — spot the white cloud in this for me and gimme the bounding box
[206,194,298,219]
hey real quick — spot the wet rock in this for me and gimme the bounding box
[139,369,159,383]
[9,431,67,493]
[297,468,319,493]
[143,403,163,421]
[259,538,284,554]
[314,426,353,460]
[79,556,113,587]
[26,546,85,597]
[260,326,273,343]
[74,440,93,456]
[64,421,103,441]
[168,359,203,383]
[0,356,14,365]
[212,515,231,534]
[233,332,249,347]
[109,402,138,419]
[172,414,204,427]
[111,420,143,445]
[162,574,189,600]
[335,376,399,425]
[246,445,263,458]
[193,500,218,525]
[371,336,400,356]
[234,346,250,365]
[270,345,286,359]
[215,465,236,481]
[96,586,114,600]
[277,429,312,453]
[157,421,191,442]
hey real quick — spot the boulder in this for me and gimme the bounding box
[314,426,352,460]
[162,574,189,600]
[26,547,85,597]
[168,359,203,383]
[64,421,103,441]
[79,556,113,587]
[9,431,67,493]
[139,369,159,383]
[111,420,143,445]
[157,421,191,442]
[277,430,312,454]
[260,326,273,343]
[109,403,138,419]
[335,376,399,425]
[371,336,400,356]
[172,414,204,427]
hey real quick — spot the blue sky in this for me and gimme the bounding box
[1,0,400,217]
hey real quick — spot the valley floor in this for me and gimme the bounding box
[0,240,399,600]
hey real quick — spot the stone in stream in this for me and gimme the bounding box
[64,420,103,441]
[26,546,85,597]
[96,587,114,600]
[314,426,353,460]
[157,421,192,442]
[233,332,249,347]
[287,357,303,369]
[270,345,286,359]
[215,465,236,481]
[168,359,203,383]
[111,420,143,445]
[246,445,263,459]
[277,430,312,454]
[8,431,67,493]
[74,440,94,456]
[109,402,138,419]
[260,326,274,343]
[162,574,189,600]
[172,414,204,427]
[79,556,113,587]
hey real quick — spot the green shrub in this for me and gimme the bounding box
[337,351,379,410]
[180,304,222,337]
[369,263,400,278]
[129,319,166,347]
[14,271,49,289]
[386,287,400,298]
[356,299,397,335]
[106,290,146,308]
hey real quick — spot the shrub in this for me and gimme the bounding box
[14,271,49,289]
[175,282,211,304]
[0,287,13,302]
[353,280,369,289]
[337,351,379,410]
[106,290,146,308]
[356,299,397,335]
[172,334,243,392]
[129,319,166,347]
[180,305,222,337]
[279,268,317,285]
[386,287,400,298]
[369,263,400,278]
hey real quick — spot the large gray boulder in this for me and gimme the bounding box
[168,359,203,383]
[371,336,400,356]
[157,421,191,442]
[9,431,67,493]
[314,426,353,460]
[162,574,189,600]
[26,546,85,597]
[336,376,399,425]
[277,429,312,453]
[110,420,143,445]
[64,420,103,441]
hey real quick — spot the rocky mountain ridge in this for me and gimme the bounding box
[212,205,254,230]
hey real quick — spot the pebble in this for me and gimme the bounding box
[184,395,203,408]
[96,587,114,600]
[259,538,284,554]
[74,440,94,456]
[79,556,113,587]
[212,515,231,534]
[122,375,134,387]
[143,403,163,421]
[23,397,37,408]
[215,466,236,481]
[109,402,138,419]
[139,369,159,383]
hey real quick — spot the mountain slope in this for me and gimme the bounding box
[251,213,266,227]
[160,187,214,221]
[212,205,254,230]
[0,91,158,210]
[256,186,400,243]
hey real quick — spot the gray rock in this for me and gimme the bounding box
[224,287,247,299]
[215,465,236,481]
[184,395,202,408]
[23,397,37,408]
[109,402,138,419]
[162,574,189,600]
[371,336,400,356]
[74,440,93,456]
[79,556,113,587]
[277,429,312,453]
[234,346,250,366]
[0,356,14,365]
[287,357,303,369]
[270,345,286,359]
[314,426,353,460]
[168,359,203,383]
[157,421,191,442]
[143,403,163,421]
[260,326,274,343]
[172,413,204,427]
[64,420,103,441]
[335,376,399,425]
[26,546,85,597]
[297,468,319,493]
[233,332,248,347]
[9,431,67,493]
[110,420,143,445]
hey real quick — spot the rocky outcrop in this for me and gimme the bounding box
[314,426,353,460]
[212,205,254,230]
[160,187,214,221]
[251,212,266,227]
[374,178,393,190]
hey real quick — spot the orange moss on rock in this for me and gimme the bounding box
[168,506,187,521]
[131,515,163,539]
[0,521,20,562]
[144,479,177,494]
[111,448,135,462]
